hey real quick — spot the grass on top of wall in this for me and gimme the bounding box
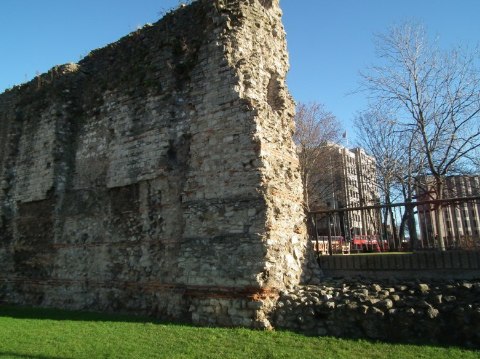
[0,305,478,359]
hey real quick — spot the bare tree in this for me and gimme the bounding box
[355,107,424,248]
[293,102,343,211]
[355,109,402,247]
[468,148,480,174]
[360,23,480,250]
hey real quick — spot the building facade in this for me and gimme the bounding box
[315,143,380,238]
[416,175,480,248]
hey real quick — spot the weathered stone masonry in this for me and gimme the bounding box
[0,0,316,327]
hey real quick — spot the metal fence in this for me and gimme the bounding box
[309,196,480,255]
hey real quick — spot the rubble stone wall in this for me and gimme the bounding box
[0,0,313,328]
[273,279,480,348]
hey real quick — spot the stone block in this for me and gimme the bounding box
[470,251,480,269]
[443,252,453,269]
[432,252,444,270]
[425,252,436,269]
[403,255,412,270]
[451,251,462,269]
[381,255,390,270]
[417,252,428,269]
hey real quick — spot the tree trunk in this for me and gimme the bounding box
[434,178,446,251]
[406,204,418,250]
[387,205,398,250]
[399,211,407,241]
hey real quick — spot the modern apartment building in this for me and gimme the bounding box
[315,143,380,238]
[416,175,480,246]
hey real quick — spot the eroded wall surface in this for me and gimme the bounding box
[0,0,313,327]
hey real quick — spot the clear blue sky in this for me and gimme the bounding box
[1,0,479,140]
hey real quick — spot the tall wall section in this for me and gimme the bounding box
[0,0,314,327]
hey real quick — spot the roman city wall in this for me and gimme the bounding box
[0,0,317,327]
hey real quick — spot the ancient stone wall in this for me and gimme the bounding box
[0,0,315,327]
[273,279,480,348]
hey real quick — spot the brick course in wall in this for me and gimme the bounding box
[0,0,317,328]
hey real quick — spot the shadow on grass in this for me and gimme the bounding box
[0,304,166,324]
[0,351,70,359]
[271,327,480,355]
[2,304,479,352]
[279,326,480,351]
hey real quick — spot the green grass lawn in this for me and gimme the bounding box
[0,306,478,359]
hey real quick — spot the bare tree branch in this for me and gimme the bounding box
[293,102,343,211]
[359,22,480,250]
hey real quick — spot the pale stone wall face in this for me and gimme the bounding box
[0,0,313,327]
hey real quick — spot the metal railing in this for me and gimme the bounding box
[309,196,480,255]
